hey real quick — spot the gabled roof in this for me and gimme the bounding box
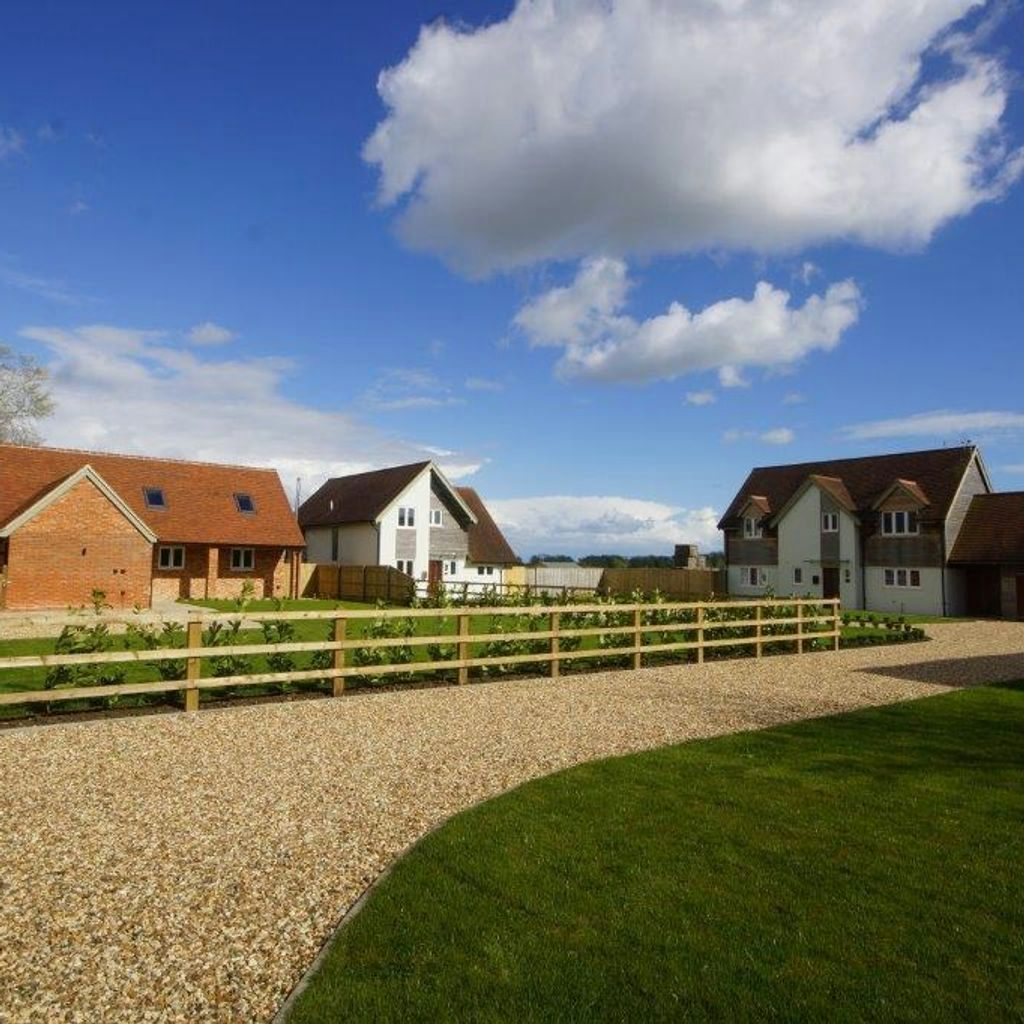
[871,478,930,509]
[0,444,304,547]
[0,465,158,543]
[456,487,520,565]
[298,461,476,529]
[948,493,1024,565]
[738,495,772,517]
[719,446,981,530]
[808,475,857,513]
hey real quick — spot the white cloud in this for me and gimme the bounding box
[684,390,715,406]
[186,321,236,346]
[0,126,24,160]
[464,376,505,392]
[841,409,1024,440]
[514,257,861,384]
[0,258,94,305]
[798,262,821,285]
[488,495,721,555]
[365,0,1022,274]
[68,200,90,216]
[1002,464,1024,474]
[782,391,806,405]
[18,324,482,498]
[362,367,464,411]
[724,427,796,445]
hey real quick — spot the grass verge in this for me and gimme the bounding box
[288,683,1024,1024]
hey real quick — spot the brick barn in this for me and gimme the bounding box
[0,444,305,610]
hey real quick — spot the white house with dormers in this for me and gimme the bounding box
[719,446,993,616]
[298,461,519,589]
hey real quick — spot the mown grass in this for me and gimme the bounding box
[288,682,1024,1024]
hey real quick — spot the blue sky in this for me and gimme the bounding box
[2,0,1023,556]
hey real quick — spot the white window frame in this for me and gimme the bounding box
[396,559,414,576]
[157,545,184,570]
[743,516,763,539]
[883,567,921,589]
[822,512,839,533]
[743,566,765,587]
[397,507,416,528]
[230,547,255,572]
[476,565,495,577]
[444,560,457,575]
[881,510,919,536]
[429,508,443,527]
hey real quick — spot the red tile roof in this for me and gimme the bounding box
[719,446,979,529]
[298,462,430,527]
[0,444,304,547]
[949,493,1024,565]
[807,475,857,513]
[456,487,520,565]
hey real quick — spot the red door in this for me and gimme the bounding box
[822,566,840,600]
[428,559,443,596]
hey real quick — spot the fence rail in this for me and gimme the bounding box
[0,598,840,712]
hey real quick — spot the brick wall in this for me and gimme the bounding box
[3,478,153,610]
[151,545,299,602]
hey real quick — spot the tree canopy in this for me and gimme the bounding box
[0,345,53,445]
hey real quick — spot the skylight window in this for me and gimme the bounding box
[144,487,166,509]
[234,493,256,514]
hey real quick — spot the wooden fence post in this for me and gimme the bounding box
[185,619,202,712]
[796,601,804,655]
[332,615,346,697]
[633,607,642,670]
[696,605,705,664]
[550,611,561,678]
[833,599,841,652]
[755,604,763,658]
[457,613,470,685]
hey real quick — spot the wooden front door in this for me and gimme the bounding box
[822,566,840,600]
[428,559,443,595]
[1016,574,1024,621]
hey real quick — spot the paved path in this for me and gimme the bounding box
[1,621,1021,1023]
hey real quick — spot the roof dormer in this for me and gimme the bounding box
[872,478,930,512]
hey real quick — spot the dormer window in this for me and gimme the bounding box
[234,493,256,514]
[743,516,763,539]
[881,510,918,536]
[143,487,166,510]
[822,512,839,533]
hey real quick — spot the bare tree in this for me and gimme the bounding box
[0,345,54,445]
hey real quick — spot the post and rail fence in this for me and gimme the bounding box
[0,597,841,714]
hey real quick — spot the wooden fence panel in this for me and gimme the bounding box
[0,598,840,713]
[305,564,415,604]
[599,567,726,599]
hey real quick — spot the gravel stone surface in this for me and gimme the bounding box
[1,621,1022,1023]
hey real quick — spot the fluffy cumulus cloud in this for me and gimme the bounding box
[514,257,861,383]
[841,409,1024,440]
[684,390,715,407]
[186,321,236,346]
[19,324,482,498]
[487,495,721,555]
[365,0,1022,275]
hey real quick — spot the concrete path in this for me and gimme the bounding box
[0,621,1021,1023]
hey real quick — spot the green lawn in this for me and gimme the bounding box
[289,683,1024,1024]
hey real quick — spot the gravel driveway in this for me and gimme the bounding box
[1,621,1022,1024]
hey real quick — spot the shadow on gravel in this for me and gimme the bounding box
[857,652,1024,687]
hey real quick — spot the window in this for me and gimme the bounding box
[743,516,763,538]
[844,568,851,584]
[157,545,184,570]
[743,567,764,587]
[398,507,415,528]
[477,565,495,576]
[143,487,166,509]
[429,509,443,527]
[793,567,803,585]
[881,510,919,535]
[234,493,256,514]
[822,512,839,533]
[330,527,339,562]
[445,560,457,575]
[230,547,254,571]
[396,559,414,576]
[883,567,921,588]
